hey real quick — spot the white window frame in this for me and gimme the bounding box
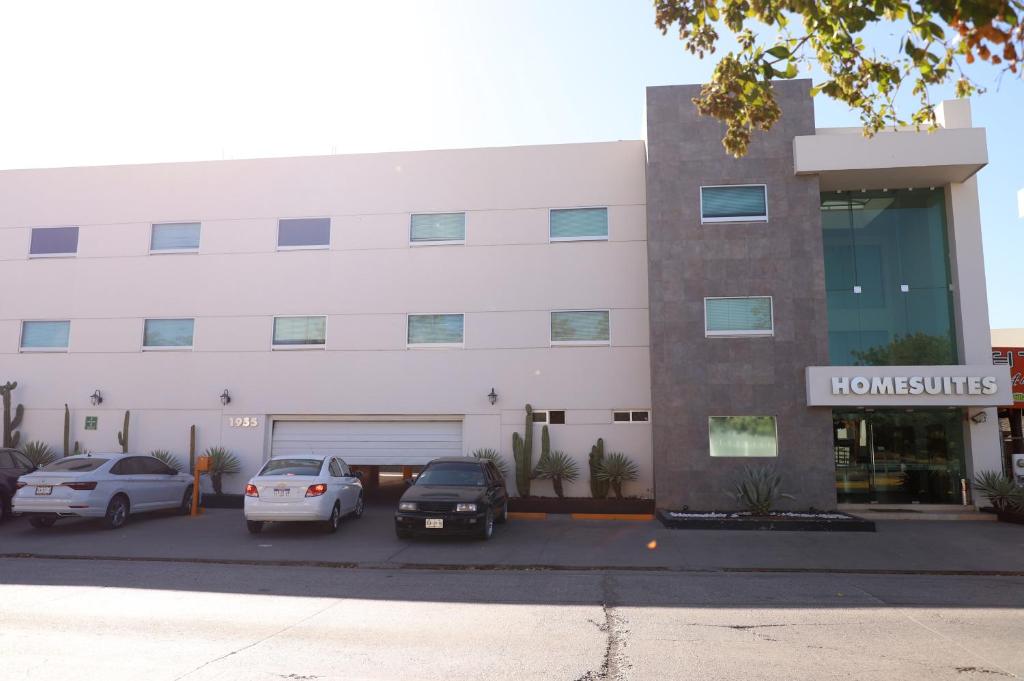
[149,222,202,255]
[703,296,774,338]
[548,207,610,243]
[271,315,328,350]
[141,318,196,352]
[708,415,779,458]
[276,217,332,251]
[19,320,71,353]
[27,226,79,259]
[700,184,768,224]
[550,309,611,346]
[613,410,651,424]
[406,313,466,349]
[409,212,467,247]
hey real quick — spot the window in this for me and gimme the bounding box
[613,410,650,423]
[411,213,465,244]
[551,310,610,344]
[408,314,464,346]
[273,316,327,348]
[329,459,343,477]
[704,297,773,337]
[532,411,548,423]
[29,226,79,257]
[532,410,565,424]
[549,207,608,241]
[151,222,201,252]
[143,319,194,349]
[140,457,176,474]
[259,458,324,476]
[709,416,778,457]
[700,185,768,223]
[20,321,70,351]
[278,217,330,249]
[44,458,108,472]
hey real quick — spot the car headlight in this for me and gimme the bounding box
[398,502,418,511]
[456,503,477,512]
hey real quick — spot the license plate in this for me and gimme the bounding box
[274,489,289,497]
[425,518,443,529]
[35,485,52,496]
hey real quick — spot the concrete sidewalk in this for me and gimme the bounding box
[1,505,1022,574]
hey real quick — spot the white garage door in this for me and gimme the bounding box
[270,420,464,465]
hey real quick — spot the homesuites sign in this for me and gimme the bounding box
[806,365,1013,407]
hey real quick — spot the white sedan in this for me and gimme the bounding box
[243,455,364,534]
[13,453,196,530]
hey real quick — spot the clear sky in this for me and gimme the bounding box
[2,0,1020,328]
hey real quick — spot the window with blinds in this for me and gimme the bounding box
[704,297,774,336]
[550,310,610,344]
[408,314,464,345]
[143,319,195,348]
[700,185,768,223]
[20,321,70,350]
[151,223,201,252]
[410,213,466,243]
[549,208,608,241]
[278,218,331,248]
[29,226,79,256]
[273,316,327,347]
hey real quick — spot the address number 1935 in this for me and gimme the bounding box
[228,417,260,428]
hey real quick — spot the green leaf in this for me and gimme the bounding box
[766,45,790,59]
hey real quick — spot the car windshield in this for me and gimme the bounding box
[259,458,323,476]
[41,458,109,472]
[416,463,486,487]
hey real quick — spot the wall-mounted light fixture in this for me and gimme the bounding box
[220,389,232,406]
[970,411,987,424]
[90,389,103,406]
[487,388,498,406]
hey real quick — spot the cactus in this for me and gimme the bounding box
[188,425,196,473]
[588,438,609,499]
[1,381,23,449]
[73,441,83,455]
[63,404,71,457]
[512,404,534,497]
[117,410,130,453]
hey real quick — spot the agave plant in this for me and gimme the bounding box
[972,470,1024,512]
[149,449,184,472]
[533,450,580,498]
[595,452,639,500]
[20,440,57,468]
[731,465,794,515]
[471,448,510,480]
[204,446,240,494]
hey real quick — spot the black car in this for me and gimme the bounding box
[395,457,508,540]
[0,448,36,522]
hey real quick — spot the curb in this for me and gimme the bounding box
[571,513,655,521]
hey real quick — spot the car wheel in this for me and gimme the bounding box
[246,520,264,534]
[29,515,56,529]
[395,524,412,539]
[104,495,130,530]
[324,503,341,534]
[352,494,364,519]
[477,508,494,540]
[179,486,194,515]
[495,499,509,524]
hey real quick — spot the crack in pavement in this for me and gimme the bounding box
[576,574,630,681]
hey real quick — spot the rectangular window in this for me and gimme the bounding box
[548,410,566,425]
[278,218,331,249]
[532,411,548,423]
[709,416,778,457]
[407,314,464,346]
[410,213,465,244]
[704,297,773,337]
[143,319,195,349]
[613,410,650,423]
[551,310,610,344]
[150,222,201,252]
[701,185,768,223]
[29,226,79,256]
[273,316,327,348]
[549,207,608,241]
[20,321,70,351]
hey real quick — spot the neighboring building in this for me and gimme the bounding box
[0,80,1013,508]
[992,330,1024,475]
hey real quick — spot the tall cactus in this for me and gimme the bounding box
[1,381,23,449]
[512,404,534,497]
[533,424,551,474]
[588,437,609,499]
[188,424,196,473]
[63,404,71,457]
[117,410,130,453]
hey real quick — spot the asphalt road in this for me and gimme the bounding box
[1,557,1022,681]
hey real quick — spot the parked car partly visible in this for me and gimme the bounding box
[243,455,364,534]
[13,453,196,529]
[0,448,37,522]
[394,457,508,540]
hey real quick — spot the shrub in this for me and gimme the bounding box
[204,447,240,494]
[730,466,794,515]
[972,471,1024,512]
[471,448,510,480]
[533,450,580,498]
[595,452,639,500]
[150,449,184,472]
[20,440,57,468]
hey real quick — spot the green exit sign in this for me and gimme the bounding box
[84,416,98,430]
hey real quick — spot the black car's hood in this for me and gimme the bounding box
[400,485,485,503]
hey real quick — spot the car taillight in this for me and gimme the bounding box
[305,483,327,497]
[63,482,97,491]
[245,484,259,497]
[15,482,26,489]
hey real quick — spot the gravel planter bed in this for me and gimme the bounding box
[657,509,875,532]
[510,497,655,515]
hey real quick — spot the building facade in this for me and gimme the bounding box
[0,81,1012,507]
